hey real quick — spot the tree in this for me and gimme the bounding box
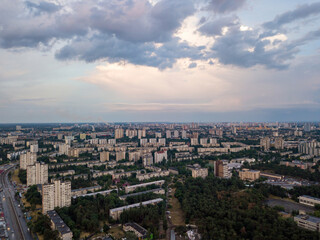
[103,224,110,233]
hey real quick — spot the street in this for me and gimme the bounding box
[0,165,33,240]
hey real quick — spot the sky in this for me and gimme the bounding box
[0,0,320,123]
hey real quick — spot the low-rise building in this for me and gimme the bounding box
[124,180,165,193]
[47,210,73,240]
[190,167,208,179]
[110,198,163,220]
[239,169,260,181]
[123,222,148,238]
[299,195,320,207]
[294,214,320,232]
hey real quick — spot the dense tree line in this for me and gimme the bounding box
[56,190,165,239]
[27,213,59,240]
[18,169,26,184]
[289,185,320,201]
[71,177,94,189]
[175,175,320,240]
[126,192,162,205]
[120,202,165,239]
[25,185,42,206]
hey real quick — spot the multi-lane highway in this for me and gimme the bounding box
[0,165,33,240]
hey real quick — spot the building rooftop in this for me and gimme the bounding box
[295,214,320,224]
[47,210,72,235]
[124,222,148,237]
[299,195,320,201]
[110,198,163,213]
[120,188,163,199]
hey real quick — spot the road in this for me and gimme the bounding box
[0,165,33,240]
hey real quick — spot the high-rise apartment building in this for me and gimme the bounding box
[30,144,38,153]
[298,141,320,156]
[154,150,168,164]
[20,152,37,170]
[214,160,231,178]
[190,138,199,146]
[200,138,207,145]
[166,130,171,139]
[115,128,124,139]
[108,139,116,145]
[42,180,71,213]
[274,137,284,150]
[260,137,270,151]
[59,144,69,155]
[116,151,126,161]
[100,151,109,162]
[138,129,146,139]
[181,130,187,139]
[173,130,179,138]
[27,162,48,186]
[155,132,162,138]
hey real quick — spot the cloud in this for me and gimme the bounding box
[198,16,239,36]
[263,2,320,29]
[206,0,246,13]
[25,1,62,15]
[56,35,204,69]
[89,0,195,42]
[210,26,299,69]
[77,55,320,116]
[0,0,319,71]
[0,0,195,49]
[188,62,197,68]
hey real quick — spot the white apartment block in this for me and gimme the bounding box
[30,144,39,153]
[142,154,153,166]
[173,130,179,138]
[200,138,207,145]
[154,150,167,164]
[190,138,199,146]
[59,144,70,155]
[155,132,162,138]
[116,151,126,161]
[98,139,107,145]
[191,168,208,179]
[128,151,141,161]
[115,128,124,139]
[138,129,146,139]
[209,138,218,144]
[42,180,71,213]
[140,138,148,147]
[100,151,109,162]
[166,130,171,139]
[158,138,166,146]
[20,152,37,170]
[27,162,48,186]
[181,130,187,139]
[108,138,116,145]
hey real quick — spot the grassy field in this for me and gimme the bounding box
[11,169,21,184]
[169,188,185,226]
[109,226,125,239]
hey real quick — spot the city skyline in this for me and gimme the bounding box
[1,0,320,123]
